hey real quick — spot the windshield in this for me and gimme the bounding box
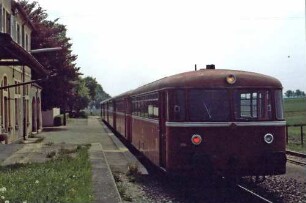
[234,90,272,121]
[275,90,284,120]
[188,90,230,121]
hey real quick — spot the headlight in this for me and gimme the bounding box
[264,133,274,144]
[226,74,236,84]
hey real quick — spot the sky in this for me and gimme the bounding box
[32,0,305,96]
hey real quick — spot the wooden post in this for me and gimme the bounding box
[301,125,304,146]
[286,125,288,144]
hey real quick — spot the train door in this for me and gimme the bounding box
[159,91,167,168]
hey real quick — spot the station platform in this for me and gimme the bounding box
[0,116,148,203]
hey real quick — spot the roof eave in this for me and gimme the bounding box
[0,33,48,76]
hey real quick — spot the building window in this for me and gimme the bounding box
[21,25,25,48]
[1,7,5,33]
[17,24,20,44]
[5,11,10,34]
[3,76,8,92]
[26,85,29,95]
[18,83,21,94]
[26,100,29,126]
[25,34,29,51]
[15,98,19,127]
[0,4,2,32]
[15,81,18,94]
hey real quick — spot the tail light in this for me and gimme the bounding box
[191,134,202,145]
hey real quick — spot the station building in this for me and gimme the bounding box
[0,0,47,143]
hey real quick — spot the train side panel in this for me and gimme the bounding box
[115,112,126,138]
[131,116,160,166]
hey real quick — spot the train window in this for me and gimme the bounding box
[234,90,272,120]
[132,93,159,119]
[275,90,284,120]
[188,90,230,121]
[169,90,185,121]
[116,100,125,113]
[132,98,140,116]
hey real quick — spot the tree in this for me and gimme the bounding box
[83,77,98,101]
[93,84,111,108]
[285,90,294,98]
[82,76,110,109]
[20,1,80,110]
[295,89,302,97]
[67,77,90,114]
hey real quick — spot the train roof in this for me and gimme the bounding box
[102,69,282,103]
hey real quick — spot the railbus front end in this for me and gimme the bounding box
[164,87,286,178]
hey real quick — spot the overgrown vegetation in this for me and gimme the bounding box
[112,165,140,202]
[284,97,306,153]
[0,146,93,203]
[113,172,133,202]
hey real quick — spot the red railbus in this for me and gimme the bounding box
[101,67,286,178]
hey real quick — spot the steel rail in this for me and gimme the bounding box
[237,184,273,203]
[286,150,306,158]
[287,158,306,166]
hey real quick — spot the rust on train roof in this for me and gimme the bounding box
[107,69,283,101]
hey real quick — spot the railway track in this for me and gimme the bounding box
[287,158,306,166]
[286,150,306,166]
[237,184,274,203]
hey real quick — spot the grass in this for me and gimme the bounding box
[284,97,306,153]
[0,146,93,203]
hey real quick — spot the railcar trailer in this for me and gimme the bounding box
[101,66,286,178]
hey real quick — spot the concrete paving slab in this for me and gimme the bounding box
[0,144,23,163]
[89,143,122,203]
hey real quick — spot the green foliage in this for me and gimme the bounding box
[284,89,306,98]
[20,1,80,111]
[83,77,98,101]
[94,83,111,108]
[83,76,111,109]
[0,147,93,203]
[67,78,90,113]
[284,97,306,153]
